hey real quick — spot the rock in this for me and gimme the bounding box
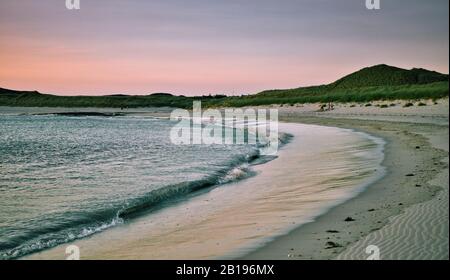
[368,209,375,212]
[406,173,415,177]
[326,230,339,233]
[344,217,355,222]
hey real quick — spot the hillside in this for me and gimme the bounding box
[1,65,448,108]
[329,64,448,90]
[257,64,448,97]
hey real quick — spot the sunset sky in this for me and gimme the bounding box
[0,0,448,96]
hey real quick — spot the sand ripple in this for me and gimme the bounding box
[337,159,448,260]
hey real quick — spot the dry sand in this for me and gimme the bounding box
[244,98,449,260]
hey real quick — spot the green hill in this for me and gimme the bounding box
[1,64,448,108]
[237,64,448,106]
[257,64,448,97]
[329,64,448,90]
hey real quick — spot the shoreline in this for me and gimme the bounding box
[20,121,384,260]
[244,112,448,260]
[2,99,448,260]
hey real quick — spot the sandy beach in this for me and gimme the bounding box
[245,98,449,260]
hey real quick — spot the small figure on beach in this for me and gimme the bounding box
[318,102,335,112]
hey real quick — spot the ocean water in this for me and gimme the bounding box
[0,115,259,259]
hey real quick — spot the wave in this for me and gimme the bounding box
[1,216,124,260]
[117,158,257,219]
[0,135,292,260]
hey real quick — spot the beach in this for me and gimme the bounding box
[245,99,449,260]
[3,98,448,260]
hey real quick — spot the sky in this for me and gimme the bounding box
[0,0,448,96]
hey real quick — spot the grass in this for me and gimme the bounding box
[1,81,448,109]
[205,81,449,108]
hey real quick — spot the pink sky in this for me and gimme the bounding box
[0,0,448,96]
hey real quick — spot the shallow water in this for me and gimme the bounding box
[0,115,258,259]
